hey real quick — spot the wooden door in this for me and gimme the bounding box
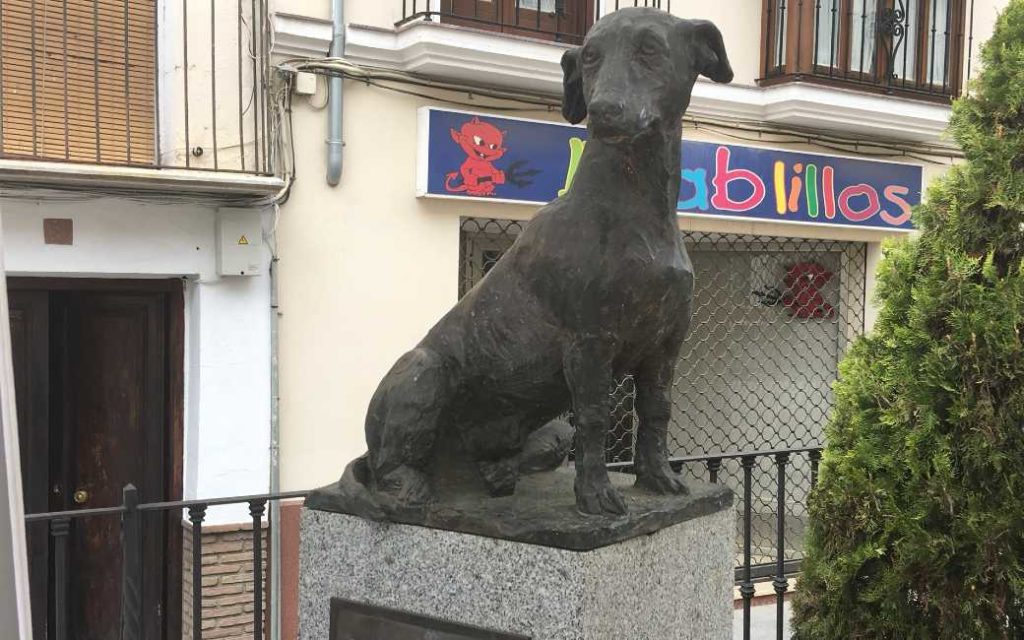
[59,290,168,640]
[9,291,51,640]
[9,280,183,640]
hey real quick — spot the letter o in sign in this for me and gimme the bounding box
[838,184,881,222]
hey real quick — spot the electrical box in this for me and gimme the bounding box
[295,71,318,96]
[216,208,263,276]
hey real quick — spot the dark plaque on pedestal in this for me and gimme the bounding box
[330,599,531,640]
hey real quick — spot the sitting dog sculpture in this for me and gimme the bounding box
[338,8,733,516]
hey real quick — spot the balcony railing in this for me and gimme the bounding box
[399,1,673,45]
[0,0,274,175]
[760,0,975,100]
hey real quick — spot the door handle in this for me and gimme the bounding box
[73,489,89,505]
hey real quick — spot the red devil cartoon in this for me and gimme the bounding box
[782,262,836,320]
[445,117,508,196]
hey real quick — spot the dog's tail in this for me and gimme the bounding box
[305,454,389,520]
[305,454,431,523]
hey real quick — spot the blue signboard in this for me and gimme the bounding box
[417,108,923,231]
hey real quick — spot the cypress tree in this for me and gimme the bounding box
[792,2,1024,637]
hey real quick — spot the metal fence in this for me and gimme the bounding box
[611,446,822,640]
[24,458,811,640]
[460,218,867,568]
[761,0,976,99]
[0,0,273,173]
[399,0,673,44]
[23,487,309,640]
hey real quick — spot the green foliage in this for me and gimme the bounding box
[791,3,1024,638]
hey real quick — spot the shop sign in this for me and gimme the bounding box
[418,108,923,231]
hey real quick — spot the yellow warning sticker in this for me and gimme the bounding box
[238,235,249,245]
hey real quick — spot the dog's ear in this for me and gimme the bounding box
[688,20,733,84]
[561,47,587,124]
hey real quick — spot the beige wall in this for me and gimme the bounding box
[276,77,950,490]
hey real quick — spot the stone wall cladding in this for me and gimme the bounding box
[182,521,269,640]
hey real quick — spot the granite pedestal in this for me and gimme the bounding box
[299,471,735,640]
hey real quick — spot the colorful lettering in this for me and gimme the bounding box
[805,164,819,218]
[788,164,804,214]
[838,184,881,222]
[822,166,836,219]
[881,185,913,226]
[678,168,709,211]
[710,146,766,212]
[558,137,587,197]
[429,110,921,229]
[773,161,786,214]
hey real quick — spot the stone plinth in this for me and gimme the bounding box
[299,472,734,640]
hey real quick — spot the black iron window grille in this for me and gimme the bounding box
[398,1,673,45]
[760,0,975,99]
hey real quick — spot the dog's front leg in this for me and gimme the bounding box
[564,337,627,516]
[634,357,689,495]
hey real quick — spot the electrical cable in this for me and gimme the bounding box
[280,56,964,163]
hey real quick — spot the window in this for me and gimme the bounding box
[0,0,156,164]
[761,0,969,99]
[440,0,593,43]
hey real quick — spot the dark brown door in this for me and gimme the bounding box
[9,280,183,640]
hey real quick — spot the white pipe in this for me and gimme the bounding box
[326,0,344,186]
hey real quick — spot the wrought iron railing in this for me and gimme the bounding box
[0,0,274,174]
[23,487,309,640]
[761,0,976,99]
[23,448,814,640]
[398,1,673,45]
[613,446,823,640]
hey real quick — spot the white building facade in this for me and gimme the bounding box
[1,1,281,637]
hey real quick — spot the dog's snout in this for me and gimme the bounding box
[588,96,659,143]
[589,100,624,122]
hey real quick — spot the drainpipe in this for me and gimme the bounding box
[326,0,345,186]
[268,206,282,640]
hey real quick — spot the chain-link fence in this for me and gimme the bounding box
[459,217,867,565]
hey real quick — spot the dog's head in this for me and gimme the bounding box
[561,9,732,144]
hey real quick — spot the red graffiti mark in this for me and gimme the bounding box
[782,262,836,320]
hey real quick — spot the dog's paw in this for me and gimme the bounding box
[635,468,690,496]
[377,465,432,506]
[479,458,519,497]
[575,476,628,516]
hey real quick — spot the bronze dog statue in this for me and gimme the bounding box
[337,8,733,516]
